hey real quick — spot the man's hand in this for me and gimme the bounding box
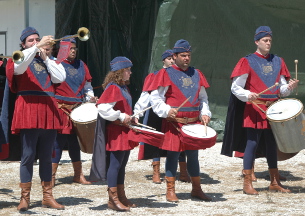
[123,114,132,125]
[287,78,299,90]
[201,115,210,125]
[132,117,139,124]
[248,92,259,101]
[167,108,178,119]
[36,35,54,49]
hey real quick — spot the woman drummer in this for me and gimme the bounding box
[97,56,138,211]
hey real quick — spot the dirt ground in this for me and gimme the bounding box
[1,142,305,216]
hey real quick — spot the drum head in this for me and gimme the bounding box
[181,124,216,138]
[70,103,98,123]
[266,98,303,121]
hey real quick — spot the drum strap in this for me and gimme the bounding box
[57,103,79,110]
[166,116,199,124]
[252,99,274,107]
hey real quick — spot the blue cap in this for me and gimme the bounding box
[110,56,133,72]
[161,49,173,61]
[173,39,192,53]
[20,27,39,42]
[254,26,272,41]
[61,35,76,43]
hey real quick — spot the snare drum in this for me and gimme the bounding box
[266,98,305,153]
[70,103,98,153]
[180,124,217,149]
[128,126,164,147]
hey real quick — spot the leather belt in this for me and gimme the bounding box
[57,103,79,110]
[166,116,199,124]
[252,100,274,107]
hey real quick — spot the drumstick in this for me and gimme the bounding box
[176,96,191,111]
[204,121,207,136]
[295,59,298,95]
[135,122,156,131]
[257,82,279,96]
[250,101,266,113]
[131,103,159,118]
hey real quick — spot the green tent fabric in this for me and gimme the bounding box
[55,0,305,141]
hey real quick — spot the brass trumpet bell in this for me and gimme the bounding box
[0,50,24,64]
[53,27,90,43]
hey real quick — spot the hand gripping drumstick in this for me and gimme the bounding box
[295,59,298,95]
[257,82,279,96]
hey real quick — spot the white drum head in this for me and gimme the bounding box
[266,99,303,121]
[70,103,98,123]
[181,124,216,138]
[131,126,164,135]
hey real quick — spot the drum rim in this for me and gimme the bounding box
[72,119,97,124]
[266,98,304,122]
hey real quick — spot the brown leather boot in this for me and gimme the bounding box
[72,161,91,185]
[108,187,130,211]
[41,181,65,209]
[190,176,212,201]
[178,162,191,183]
[52,163,58,187]
[269,168,291,193]
[242,167,257,182]
[17,182,32,211]
[165,177,179,202]
[243,169,259,195]
[152,161,161,184]
[117,184,136,208]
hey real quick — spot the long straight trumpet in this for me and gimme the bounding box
[0,50,24,64]
[52,27,90,43]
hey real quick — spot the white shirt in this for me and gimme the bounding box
[150,86,211,118]
[97,102,126,122]
[14,45,66,83]
[231,74,292,102]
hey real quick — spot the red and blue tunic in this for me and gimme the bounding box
[150,65,210,151]
[6,58,62,134]
[55,59,92,134]
[231,53,290,129]
[97,83,138,151]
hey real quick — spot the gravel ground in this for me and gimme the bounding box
[1,142,305,216]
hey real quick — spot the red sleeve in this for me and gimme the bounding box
[147,68,171,91]
[5,59,17,93]
[97,84,125,105]
[142,73,154,91]
[230,57,251,79]
[197,69,210,88]
[82,61,92,82]
[280,58,291,81]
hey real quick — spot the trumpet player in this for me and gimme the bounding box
[6,26,66,211]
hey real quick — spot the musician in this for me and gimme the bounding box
[221,26,298,195]
[6,27,66,211]
[97,56,138,211]
[149,39,212,202]
[51,37,95,187]
[134,49,190,184]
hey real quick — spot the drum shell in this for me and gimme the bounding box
[269,112,305,153]
[72,119,96,153]
[128,128,164,147]
[179,124,217,150]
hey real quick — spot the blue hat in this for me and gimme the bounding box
[110,56,133,72]
[254,26,272,41]
[61,35,76,43]
[161,49,173,61]
[173,39,192,53]
[20,27,39,42]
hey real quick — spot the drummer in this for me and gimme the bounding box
[96,56,138,211]
[133,49,190,184]
[51,37,97,187]
[221,26,298,195]
[149,39,212,202]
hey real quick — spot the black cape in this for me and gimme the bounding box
[221,93,265,157]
